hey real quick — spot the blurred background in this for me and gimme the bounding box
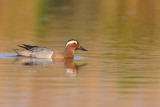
[0,0,160,107]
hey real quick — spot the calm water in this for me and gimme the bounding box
[0,0,160,107]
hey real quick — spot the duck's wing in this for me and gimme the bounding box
[30,47,54,58]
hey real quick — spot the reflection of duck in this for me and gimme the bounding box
[15,57,87,76]
[13,39,87,58]
[15,58,53,66]
[64,58,87,76]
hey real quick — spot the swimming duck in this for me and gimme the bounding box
[13,39,88,58]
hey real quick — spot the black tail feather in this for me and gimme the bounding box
[18,44,38,50]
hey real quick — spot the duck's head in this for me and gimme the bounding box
[65,39,88,53]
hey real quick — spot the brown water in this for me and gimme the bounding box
[0,0,160,107]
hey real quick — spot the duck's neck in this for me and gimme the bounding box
[65,47,75,56]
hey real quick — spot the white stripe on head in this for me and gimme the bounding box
[65,40,77,48]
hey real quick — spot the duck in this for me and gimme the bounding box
[13,39,88,58]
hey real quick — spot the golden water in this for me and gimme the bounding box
[0,0,160,107]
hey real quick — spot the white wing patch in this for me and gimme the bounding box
[65,41,77,48]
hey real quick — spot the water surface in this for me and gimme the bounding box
[0,0,160,107]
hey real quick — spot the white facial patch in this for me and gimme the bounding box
[65,41,77,48]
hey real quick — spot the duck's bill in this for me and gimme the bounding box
[79,46,88,51]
